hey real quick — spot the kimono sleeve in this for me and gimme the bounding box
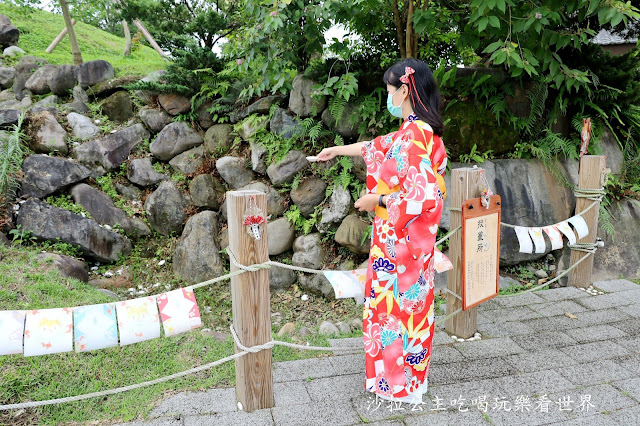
[383,128,440,231]
[361,131,397,195]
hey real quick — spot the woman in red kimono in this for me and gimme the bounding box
[317,58,447,404]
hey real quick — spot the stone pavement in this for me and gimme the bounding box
[119,280,640,426]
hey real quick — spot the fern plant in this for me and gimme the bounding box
[0,112,27,221]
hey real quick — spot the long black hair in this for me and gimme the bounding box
[383,58,444,136]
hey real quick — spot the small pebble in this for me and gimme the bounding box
[127,287,135,292]
[466,337,474,341]
[80,212,86,218]
[91,266,98,271]
[456,338,465,342]
[158,260,166,266]
[137,290,146,295]
[116,269,123,275]
[153,283,160,288]
[301,294,308,301]
[451,335,458,340]
[110,130,117,134]
[164,284,171,290]
[104,271,114,278]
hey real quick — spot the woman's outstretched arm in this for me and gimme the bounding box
[317,142,366,161]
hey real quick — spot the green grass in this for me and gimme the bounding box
[0,4,166,77]
[0,243,361,424]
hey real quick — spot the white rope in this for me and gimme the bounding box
[442,287,461,301]
[435,307,462,326]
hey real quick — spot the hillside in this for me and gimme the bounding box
[0,4,167,76]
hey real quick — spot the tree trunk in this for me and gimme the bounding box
[59,0,83,65]
[122,20,132,56]
[392,0,407,59]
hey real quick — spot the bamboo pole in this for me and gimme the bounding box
[122,20,132,56]
[227,190,274,412]
[568,155,607,288]
[132,19,167,58]
[45,19,76,54]
[445,167,483,338]
[58,0,83,65]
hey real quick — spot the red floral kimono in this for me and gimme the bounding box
[361,113,447,404]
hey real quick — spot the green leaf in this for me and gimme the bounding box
[477,17,489,32]
[488,16,500,28]
[497,0,506,13]
[483,41,503,53]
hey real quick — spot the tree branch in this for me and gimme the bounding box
[393,0,407,58]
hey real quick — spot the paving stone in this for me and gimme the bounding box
[613,354,640,373]
[351,391,424,423]
[612,377,640,403]
[116,418,184,426]
[150,387,237,416]
[505,349,580,374]
[183,409,274,426]
[549,384,637,418]
[403,407,490,425]
[478,306,542,324]
[427,378,509,409]
[428,358,517,386]
[274,380,312,406]
[610,319,640,336]
[575,289,640,310]
[484,402,570,426]
[493,370,575,398]
[433,331,454,346]
[272,357,337,383]
[365,420,406,426]
[510,331,577,351]
[592,279,640,293]
[454,337,526,359]
[327,353,365,375]
[477,321,534,338]
[431,345,466,364]
[611,405,640,424]
[614,336,640,352]
[554,413,620,425]
[559,341,630,363]
[305,373,363,402]
[493,292,547,308]
[271,399,361,426]
[555,360,636,387]
[478,298,503,310]
[616,304,640,319]
[328,336,363,348]
[563,324,628,344]
[528,300,589,317]
[535,287,590,302]
[569,308,634,327]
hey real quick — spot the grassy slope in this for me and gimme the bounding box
[0,4,166,77]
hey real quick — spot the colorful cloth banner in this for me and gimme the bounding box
[434,247,453,273]
[556,221,577,245]
[528,227,546,254]
[323,269,367,303]
[74,303,118,352]
[0,311,25,355]
[543,225,563,251]
[514,226,534,253]
[568,216,589,239]
[116,297,160,346]
[23,308,73,356]
[157,287,202,337]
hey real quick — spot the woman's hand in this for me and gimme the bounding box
[354,193,379,212]
[317,146,341,162]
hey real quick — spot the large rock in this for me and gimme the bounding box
[203,124,233,156]
[60,100,89,114]
[0,95,31,111]
[3,46,24,57]
[215,156,255,189]
[270,107,300,139]
[269,266,297,292]
[75,60,115,89]
[16,199,131,262]
[158,93,190,116]
[266,150,309,186]
[87,75,139,97]
[28,95,59,114]
[31,110,68,155]
[221,181,286,220]
[441,160,574,265]
[189,174,222,209]
[250,141,267,174]
[335,214,371,254]
[289,74,326,117]
[49,65,77,96]
[67,112,99,140]
[74,123,150,175]
[0,15,19,49]
[150,121,203,161]
[321,102,360,138]
[291,176,327,216]
[25,64,57,95]
[231,95,286,123]
[0,67,14,90]
[139,107,171,133]
[36,252,88,282]
[13,56,48,100]
[195,100,213,129]
[292,233,324,270]
[0,109,20,127]
[173,211,225,284]
[73,86,89,103]
[299,273,334,300]
[134,70,166,104]
[70,183,150,237]
[144,181,189,235]
[169,145,205,175]
[127,158,167,187]
[591,199,640,281]
[20,154,91,198]
[317,184,352,233]
[268,217,295,256]
[238,116,267,140]
[100,91,133,122]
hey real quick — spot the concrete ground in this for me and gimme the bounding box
[118,279,640,426]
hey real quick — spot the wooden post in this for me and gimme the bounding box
[45,19,76,54]
[133,19,167,58]
[58,0,83,65]
[122,20,132,56]
[445,167,483,338]
[568,155,607,288]
[227,190,274,412]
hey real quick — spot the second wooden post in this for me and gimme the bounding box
[445,167,483,338]
[227,190,274,412]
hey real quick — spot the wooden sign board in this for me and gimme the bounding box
[461,195,501,310]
